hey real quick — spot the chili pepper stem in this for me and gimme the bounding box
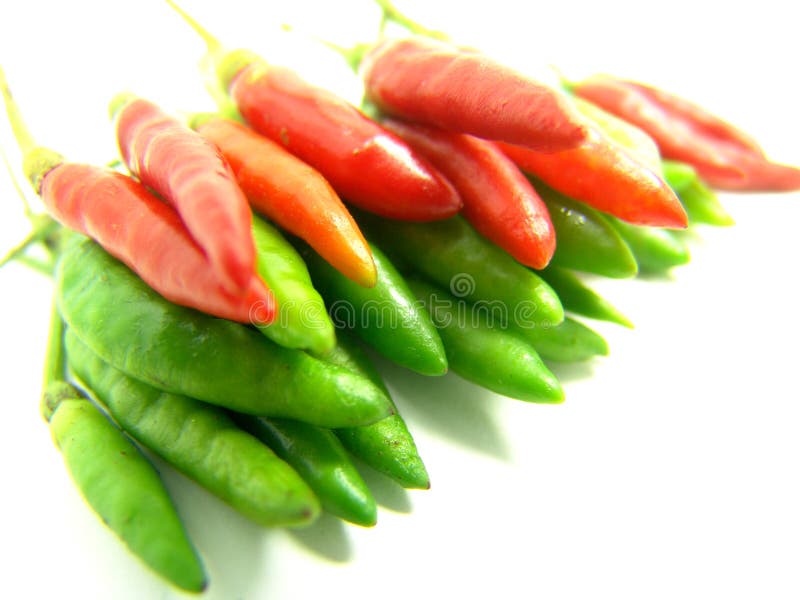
[42,300,66,393]
[165,0,259,92]
[1,66,64,193]
[279,23,369,73]
[0,214,60,270]
[373,0,449,39]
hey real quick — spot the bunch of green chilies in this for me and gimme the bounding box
[2,0,800,592]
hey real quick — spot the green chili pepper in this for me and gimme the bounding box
[57,238,392,428]
[662,160,734,227]
[537,266,633,328]
[519,316,609,362]
[300,241,447,376]
[607,217,690,274]
[65,331,321,528]
[41,383,206,592]
[252,215,336,355]
[357,212,564,327]
[536,182,638,278]
[236,416,377,527]
[324,331,430,490]
[39,301,206,592]
[408,277,564,403]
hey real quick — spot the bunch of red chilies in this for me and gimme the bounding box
[2,1,800,593]
[7,11,800,325]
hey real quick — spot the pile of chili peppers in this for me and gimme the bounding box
[1,0,799,593]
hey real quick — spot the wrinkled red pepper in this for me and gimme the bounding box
[360,36,588,153]
[42,163,275,324]
[114,95,257,293]
[573,75,800,192]
[383,118,555,269]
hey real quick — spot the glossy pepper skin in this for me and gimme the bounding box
[57,239,393,428]
[251,216,336,355]
[538,266,633,328]
[498,124,688,228]
[573,75,800,191]
[113,95,256,293]
[39,163,274,324]
[381,118,556,269]
[301,241,447,376]
[227,61,462,221]
[661,161,734,227]
[41,382,206,593]
[519,317,609,363]
[66,333,321,528]
[607,217,690,274]
[192,115,377,287]
[236,416,377,527]
[360,36,587,152]
[357,213,564,328]
[326,332,430,490]
[536,183,638,279]
[166,3,463,221]
[409,278,564,403]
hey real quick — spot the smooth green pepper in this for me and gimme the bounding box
[409,277,564,403]
[537,183,638,278]
[236,416,377,527]
[357,212,564,327]
[607,217,690,274]
[41,382,206,592]
[56,238,392,428]
[538,266,633,328]
[66,332,320,528]
[519,316,609,362]
[252,215,336,355]
[301,241,447,376]
[662,160,734,227]
[325,331,430,490]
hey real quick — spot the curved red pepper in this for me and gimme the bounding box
[574,75,800,192]
[229,61,462,222]
[194,116,377,287]
[41,163,275,324]
[498,125,688,229]
[361,36,587,152]
[382,118,555,269]
[115,96,256,294]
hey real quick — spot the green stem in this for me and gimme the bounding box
[373,0,449,39]
[0,215,60,269]
[164,0,222,53]
[42,300,66,389]
[0,65,36,156]
[1,146,34,217]
[16,254,56,277]
[0,64,64,192]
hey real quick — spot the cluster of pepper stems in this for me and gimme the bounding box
[2,0,799,593]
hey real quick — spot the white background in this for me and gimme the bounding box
[1,1,799,599]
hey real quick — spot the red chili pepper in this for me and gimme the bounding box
[497,125,689,229]
[114,95,256,293]
[167,2,463,222]
[228,61,462,221]
[41,162,275,324]
[192,115,378,287]
[382,118,555,269]
[573,75,800,191]
[360,36,588,153]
